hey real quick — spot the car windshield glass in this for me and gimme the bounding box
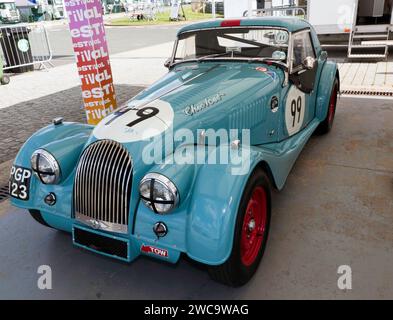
[0,3,16,10]
[175,27,289,64]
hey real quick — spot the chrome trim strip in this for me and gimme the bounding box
[75,213,128,234]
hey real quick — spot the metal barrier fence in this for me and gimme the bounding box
[0,23,52,72]
[243,6,307,19]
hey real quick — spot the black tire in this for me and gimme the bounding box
[0,75,10,85]
[317,78,339,135]
[29,209,54,229]
[208,168,271,287]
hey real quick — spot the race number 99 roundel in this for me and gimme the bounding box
[285,86,306,136]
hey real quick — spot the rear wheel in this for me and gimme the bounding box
[208,169,271,287]
[317,79,339,134]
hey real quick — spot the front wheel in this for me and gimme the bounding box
[208,169,271,287]
[29,209,54,229]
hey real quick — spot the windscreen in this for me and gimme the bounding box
[175,27,289,63]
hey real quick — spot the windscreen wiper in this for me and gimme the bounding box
[197,51,235,62]
[249,58,288,71]
[171,51,236,68]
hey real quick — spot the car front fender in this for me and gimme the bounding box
[185,144,269,265]
[10,122,93,213]
[13,122,93,169]
[315,61,339,121]
[133,144,274,265]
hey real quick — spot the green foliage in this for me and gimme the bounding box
[109,5,223,26]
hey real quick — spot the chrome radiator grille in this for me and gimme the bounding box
[74,140,133,234]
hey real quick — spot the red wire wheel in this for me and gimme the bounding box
[240,186,267,267]
[328,83,338,125]
[208,169,271,287]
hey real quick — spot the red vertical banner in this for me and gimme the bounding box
[64,0,117,125]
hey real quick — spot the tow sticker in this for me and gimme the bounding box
[285,86,306,136]
[93,99,174,143]
[141,244,168,258]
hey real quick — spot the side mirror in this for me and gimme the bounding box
[272,50,287,61]
[320,51,328,61]
[302,56,316,70]
[164,58,172,69]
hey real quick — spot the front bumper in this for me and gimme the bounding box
[32,208,182,264]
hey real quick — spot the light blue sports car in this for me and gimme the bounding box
[9,17,339,286]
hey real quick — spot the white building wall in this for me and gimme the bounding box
[224,0,256,18]
[308,0,357,34]
[272,0,294,6]
[224,0,299,18]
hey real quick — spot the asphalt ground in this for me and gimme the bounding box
[0,96,392,299]
[47,24,180,67]
[45,24,393,67]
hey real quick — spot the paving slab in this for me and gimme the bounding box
[0,84,145,168]
[351,63,368,86]
[338,61,393,93]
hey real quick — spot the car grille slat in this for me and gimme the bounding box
[97,142,111,222]
[91,142,99,222]
[111,153,120,225]
[88,142,100,222]
[103,142,117,224]
[123,158,132,224]
[82,143,97,220]
[116,151,128,225]
[85,142,97,221]
[74,140,133,234]
[86,143,95,221]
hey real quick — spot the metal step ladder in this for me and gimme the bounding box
[348,25,391,60]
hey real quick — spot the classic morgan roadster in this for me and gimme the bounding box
[9,17,339,286]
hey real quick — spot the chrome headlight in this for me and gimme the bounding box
[31,149,61,184]
[139,173,179,214]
